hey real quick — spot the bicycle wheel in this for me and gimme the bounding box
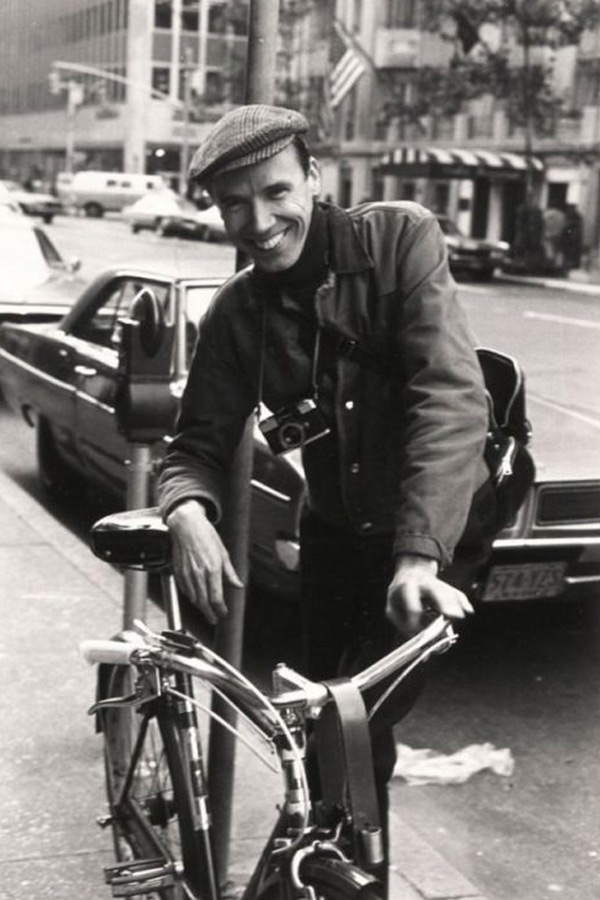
[100,664,214,900]
[256,856,384,899]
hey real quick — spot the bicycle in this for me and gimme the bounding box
[81,507,457,900]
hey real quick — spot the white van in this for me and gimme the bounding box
[66,171,165,217]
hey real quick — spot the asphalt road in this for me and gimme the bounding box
[3,213,600,900]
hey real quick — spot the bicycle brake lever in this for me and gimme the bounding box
[87,692,144,715]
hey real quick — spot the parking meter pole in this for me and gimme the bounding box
[123,443,153,630]
[207,0,280,886]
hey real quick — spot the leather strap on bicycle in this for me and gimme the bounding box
[314,677,381,868]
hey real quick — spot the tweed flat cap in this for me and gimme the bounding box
[189,105,309,185]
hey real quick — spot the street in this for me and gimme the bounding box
[2,213,600,900]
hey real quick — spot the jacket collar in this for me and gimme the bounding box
[322,202,374,274]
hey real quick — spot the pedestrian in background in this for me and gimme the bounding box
[157,104,493,894]
[560,203,583,271]
[543,205,567,269]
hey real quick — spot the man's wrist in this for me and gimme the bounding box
[394,553,439,576]
[166,498,208,527]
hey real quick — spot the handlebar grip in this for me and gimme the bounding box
[80,640,135,666]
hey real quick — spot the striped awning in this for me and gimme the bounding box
[380,146,544,178]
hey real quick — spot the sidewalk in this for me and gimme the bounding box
[499,268,600,295]
[0,466,489,900]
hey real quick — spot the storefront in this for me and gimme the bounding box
[378,146,545,245]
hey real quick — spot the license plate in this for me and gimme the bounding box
[482,562,567,602]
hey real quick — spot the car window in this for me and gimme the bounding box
[71,278,172,349]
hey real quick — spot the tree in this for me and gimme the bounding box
[381,0,600,197]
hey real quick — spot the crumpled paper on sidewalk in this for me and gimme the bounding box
[393,742,515,786]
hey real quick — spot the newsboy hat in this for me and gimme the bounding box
[188,104,309,185]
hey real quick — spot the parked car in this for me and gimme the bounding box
[65,171,166,217]
[0,179,63,224]
[0,265,598,605]
[0,215,84,322]
[123,190,227,241]
[436,214,509,281]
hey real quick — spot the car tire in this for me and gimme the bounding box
[476,267,495,282]
[37,417,85,502]
[131,223,140,234]
[84,202,104,218]
[42,214,54,224]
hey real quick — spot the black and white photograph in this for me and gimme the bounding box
[0,2,599,899]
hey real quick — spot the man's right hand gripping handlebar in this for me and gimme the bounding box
[166,499,243,625]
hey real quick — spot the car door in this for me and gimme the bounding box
[69,276,172,498]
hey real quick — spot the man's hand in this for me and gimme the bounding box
[386,554,473,636]
[166,500,243,625]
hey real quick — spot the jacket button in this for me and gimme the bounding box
[350,463,360,474]
[360,521,373,532]
[344,400,354,410]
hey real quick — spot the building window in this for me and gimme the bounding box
[385,0,417,28]
[152,66,171,97]
[574,57,600,108]
[155,0,172,29]
[182,0,199,32]
[353,0,362,33]
[205,70,225,104]
[208,3,248,36]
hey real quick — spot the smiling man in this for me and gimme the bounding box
[157,104,493,895]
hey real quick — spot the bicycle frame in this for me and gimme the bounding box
[84,510,457,899]
[85,574,456,900]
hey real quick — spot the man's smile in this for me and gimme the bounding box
[251,227,291,252]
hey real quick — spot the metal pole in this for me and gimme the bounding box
[207,0,280,887]
[122,443,153,629]
[65,82,77,175]
[180,46,193,194]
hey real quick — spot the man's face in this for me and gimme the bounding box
[210,143,320,272]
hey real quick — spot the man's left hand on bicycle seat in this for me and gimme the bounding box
[166,499,243,625]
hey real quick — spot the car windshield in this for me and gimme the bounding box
[0,222,60,280]
[436,216,463,237]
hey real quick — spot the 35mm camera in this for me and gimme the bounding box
[259,398,330,455]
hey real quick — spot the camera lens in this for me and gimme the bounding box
[278,421,305,449]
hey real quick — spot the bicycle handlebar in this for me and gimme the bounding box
[81,640,136,666]
[81,614,455,733]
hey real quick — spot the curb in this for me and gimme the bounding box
[0,467,490,900]
[498,272,600,295]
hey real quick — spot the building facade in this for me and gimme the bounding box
[1,0,599,263]
[0,0,249,189]
[314,0,600,259]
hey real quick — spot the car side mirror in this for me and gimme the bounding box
[69,257,82,273]
[129,287,165,357]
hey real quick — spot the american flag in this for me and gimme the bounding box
[329,20,368,110]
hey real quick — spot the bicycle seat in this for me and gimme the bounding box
[91,507,172,570]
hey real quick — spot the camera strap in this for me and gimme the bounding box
[256,302,323,414]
